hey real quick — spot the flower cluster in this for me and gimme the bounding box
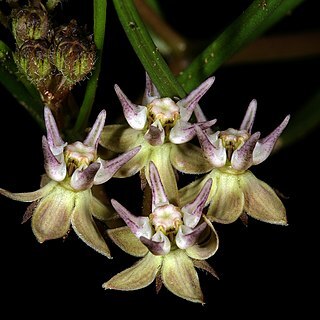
[0,75,289,304]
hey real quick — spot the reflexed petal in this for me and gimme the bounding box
[83,109,106,148]
[142,72,160,104]
[70,163,101,190]
[94,146,141,184]
[195,125,226,167]
[111,199,153,238]
[253,115,290,165]
[177,76,215,122]
[100,125,143,153]
[31,184,74,242]
[149,161,169,210]
[0,180,57,202]
[176,222,207,250]
[103,252,162,290]
[182,179,212,228]
[170,143,213,174]
[140,231,171,255]
[240,171,287,225]
[71,191,111,258]
[114,84,147,130]
[186,217,219,260]
[108,226,148,257]
[113,144,149,178]
[144,120,165,146]
[44,106,66,155]
[42,136,67,182]
[239,99,257,133]
[231,131,260,171]
[162,250,204,304]
[207,171,245,223]
[91,194,117,222]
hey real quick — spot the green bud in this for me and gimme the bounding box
[11,3,50,46]
[14,40,52,85]
[52,20,96,85]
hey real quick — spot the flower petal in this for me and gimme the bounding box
[149,161,169,210]
[111,199,153,239]
[114,84,147,130]
[162,250,204,304]
[170,143,213,174]
[177,76,215,122]
[182,179,212,228]
[31,184,74,242]
[240,171,287,225]
[186,217,219,260]
[108,226,148,257]
[91,194,117,223]
[103,252,162,290]
[140,231,171,255]
[195,125,226,167]
[100,125,143,153]
[253,115,290,165]
[239,99,257,133]
[42,136,67,182]
[176,222,207,250]
[193,260,219,279]
[231,131,261,171]
[207,171,245,223]
[0,180,56,202]
[144,120,165,146]
[83,109,106,148]
[70,162,101,191]
[142,72,160,104]
[94,146,141,184]
[71,191,111,258]
[44,106,66,155]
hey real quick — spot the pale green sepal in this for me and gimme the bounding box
[103,252,162,290]
[107,226,148,257]
[162,249,204,304]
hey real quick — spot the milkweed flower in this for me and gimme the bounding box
[103,162,218,304]
[180,100,290,225]
[0,107,140,258]
[99,74,215,204]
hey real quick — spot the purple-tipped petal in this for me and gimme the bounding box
[140,231,171,255]
[70,163,101,191]
[253,115,290,165]
[195,125,226,167]
[149,161,169,210]
[177,77,215,122]
[44,106,66,155]
[144,120,165,146]
[83,109,106,148]
[142,72,160,104]
[240,99,257,133]
[182,179,212,228]
[176,222,207,250]
[231,131,261,171]
[114,84,147,130]
[111,199,152,239]
[42,136,66,182]
[94,146,141,184]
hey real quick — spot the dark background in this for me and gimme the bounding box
[0,0,319,316]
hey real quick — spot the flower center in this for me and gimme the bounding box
[149,204,182,235]
[219,128,249,161]
[147,98,180,128]
[64,141,96,175]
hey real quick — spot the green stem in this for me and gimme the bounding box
[113,0,186,98]
[73,0,107,135]
[177,0,306,92]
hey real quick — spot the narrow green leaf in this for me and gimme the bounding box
[73,0,107,134]
[177,0,306,92]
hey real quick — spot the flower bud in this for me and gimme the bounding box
[52,20,96,85]
[14,40,52,85]
[11,4,50,46]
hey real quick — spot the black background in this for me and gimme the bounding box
[0,0,319,316]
